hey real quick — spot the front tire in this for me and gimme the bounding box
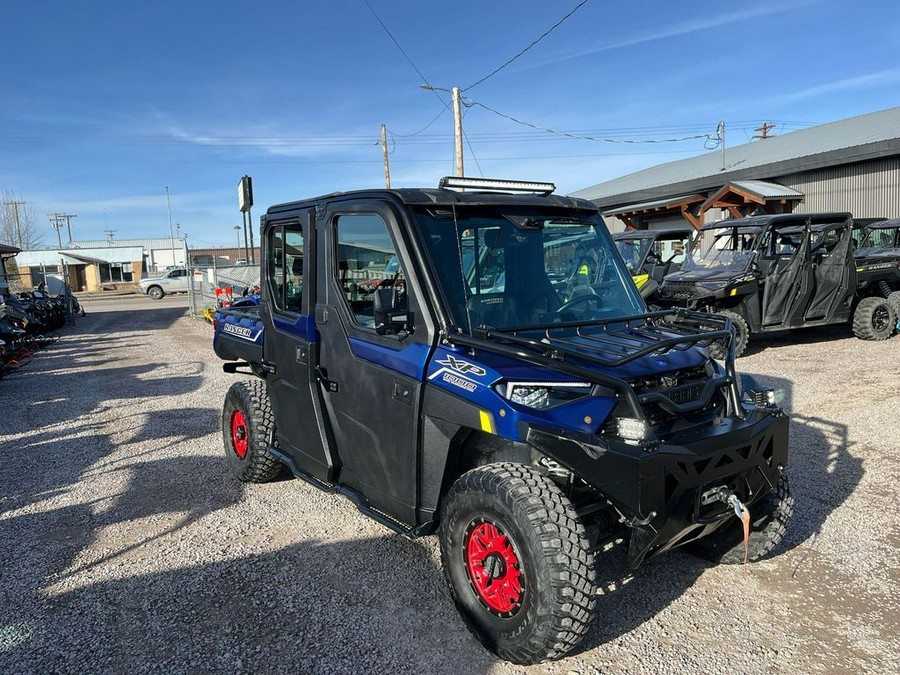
[439,463,597,664]
[709,309,750,359]
[222,380,282,482]
[852,296,895,340]
[147,286,165,300]
[688,474,793,565]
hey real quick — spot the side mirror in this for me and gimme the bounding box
[373,287,409,336]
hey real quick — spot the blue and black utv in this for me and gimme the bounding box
[213,177,792,665]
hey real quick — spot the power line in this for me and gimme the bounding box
[464,0,592,92]
[360,0,432,87]
[467,99,717,144]
[387,107,449,138]
[461,108,484,177]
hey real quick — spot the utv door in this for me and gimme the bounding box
[804,222,856,322]
[314,203,432,525]
[760,226,813,326]
[261,216,332,481]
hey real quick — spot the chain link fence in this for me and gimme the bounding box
[187,263,260,319]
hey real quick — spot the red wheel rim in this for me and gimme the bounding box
[464,519,523,616]
[230,410,249,458]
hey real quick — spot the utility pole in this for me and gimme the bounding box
[49,215,64,248]
[165,186,176,269]
[718,120,726,171]
[452,87,464,177]
[59,213,77,244]
[753,121,775,140]
[248,209,255,265]
[420,84,465,177]
[104,228,117,245]
[4,200,25,248]
[381,124,392,188]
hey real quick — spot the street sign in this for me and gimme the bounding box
[238,175,253,213]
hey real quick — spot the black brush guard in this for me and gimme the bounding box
[446,308,742,422]
[443,308,789,568]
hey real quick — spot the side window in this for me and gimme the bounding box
[267,223,304,313]
[335,213,409,334]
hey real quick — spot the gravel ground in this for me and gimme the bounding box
[1,297,898,674]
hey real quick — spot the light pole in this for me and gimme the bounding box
[419,84,464,177]
[165,186,175,270]
[234,225,242,250]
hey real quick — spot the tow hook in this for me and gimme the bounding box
[702,486,752,563]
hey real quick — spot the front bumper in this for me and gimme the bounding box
[526,408,789,568]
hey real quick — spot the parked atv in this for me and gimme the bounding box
[854,217,900,317]
[614,228,694,301]
[658,213,897,357]
[213,176,792,664]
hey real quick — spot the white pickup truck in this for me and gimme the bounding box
[139,268,190,300]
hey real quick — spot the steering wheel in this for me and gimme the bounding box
[556,291,603,317]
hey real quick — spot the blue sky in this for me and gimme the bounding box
[2,0,899,247]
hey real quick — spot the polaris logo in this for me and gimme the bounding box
[223,323,256,340]
[436,355,487,377]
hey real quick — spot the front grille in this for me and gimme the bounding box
[661,281,697,298]
[629,365,708,396]
[625,365,724,430]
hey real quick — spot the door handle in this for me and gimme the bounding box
[315,367,339,393]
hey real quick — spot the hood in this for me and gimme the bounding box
[476,328,709,382]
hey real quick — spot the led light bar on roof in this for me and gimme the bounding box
[438,176,556,195]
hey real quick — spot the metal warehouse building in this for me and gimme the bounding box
[571,106,900,232]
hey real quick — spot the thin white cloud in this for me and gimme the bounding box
[766,68,900,104]
[162,124,380,159]
[525,0,821,69]
[32,191,220,214]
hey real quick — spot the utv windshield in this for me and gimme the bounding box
[614,238,648,273]
[858,226,900,254]
[414,207,644,332]
[682,225,760,274]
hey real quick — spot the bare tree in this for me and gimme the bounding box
[1,190,44,249]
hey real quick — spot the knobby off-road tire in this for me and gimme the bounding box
[708,309,750,359]
[222,380,282,483]
[886,291,900,318]
[852,296,896,341]
[440,463,597,665]
[147,286,165,300]
[688,475,793,565]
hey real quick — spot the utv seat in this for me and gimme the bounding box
[467,293,523,328]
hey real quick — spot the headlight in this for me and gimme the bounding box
[616,417,649,444]
[497,381,592,410]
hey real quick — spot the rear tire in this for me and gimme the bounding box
[708,309,750,359]
[222,380,282,483]
[887,291,900,318]
[688,475,793,565]
[148,286,165,300]
[439,463,597,664]
[852,296,895,340]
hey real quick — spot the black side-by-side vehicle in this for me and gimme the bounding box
[613,228,694,301]
[657,212,898,356]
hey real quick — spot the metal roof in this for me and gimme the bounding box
[602,194,703,216]
[72,238,185,250]
[727,180,803,199]
[15,246,144,266]
[571,107,900,207]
